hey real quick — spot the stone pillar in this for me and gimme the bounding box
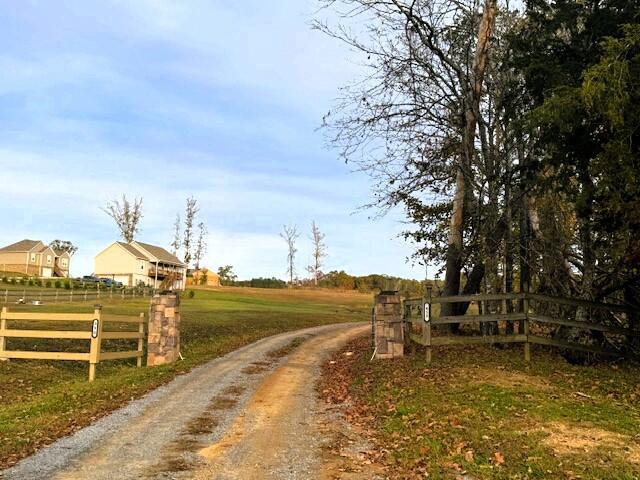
[374,290,404,359]
[147,292,181,366]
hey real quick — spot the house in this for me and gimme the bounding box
[187,268,221,287]
[0,239,71,277]
[94,241,186,290]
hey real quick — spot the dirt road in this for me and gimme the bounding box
[1,323,371,480]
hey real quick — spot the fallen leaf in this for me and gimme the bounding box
[464,450,474,463]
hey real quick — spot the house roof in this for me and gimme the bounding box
[0,239,44,253]
[133,241,184,266]
[193,268,220,277]
[116,242,148,259]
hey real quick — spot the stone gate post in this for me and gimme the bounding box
[147,292,181,366]
[373,290,404,359]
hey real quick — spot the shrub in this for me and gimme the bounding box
[1,277,7,284]
[34,278,42,286]
[28,278,34,286]
[54,280,61,289]
[10,278,16,285]
[45,280,52,288]
[63,280,71,290]
[19,278,26,285]
[188,290,195,299]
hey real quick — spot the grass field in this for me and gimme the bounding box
[323,337,640,480]
[0,286,371,468]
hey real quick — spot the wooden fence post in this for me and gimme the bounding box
[137,313,145,367]
[423,297,432,365]
[88,305,103,381]
[70,289,73,303]
[0,307,7,362]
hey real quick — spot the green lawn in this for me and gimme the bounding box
[0,286,371,468]
[324,337,640,480]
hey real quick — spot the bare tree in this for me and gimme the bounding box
[194,222,207,270]
[182,197,199,266]
[102,195,143,243]
[280,225,299,287]
[306,221,327,286]
[170,214,181,256]
[315,0,498,320]
[49,240,78,256]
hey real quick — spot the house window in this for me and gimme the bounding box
[47,255,52,264]
[140,261,145,270]
[30,253,36,262]
[62,258,68,267]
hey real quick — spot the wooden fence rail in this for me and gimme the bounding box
[402,292,636,364]
[1,287,157,306]
[0,306,146,381]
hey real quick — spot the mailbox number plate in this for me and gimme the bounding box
[423,303,431,323]
[91,319,99,338]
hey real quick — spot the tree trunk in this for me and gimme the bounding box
[504,162,515,334]
[441,0,497,323]
[556,159,601,363]
[454,263,485,316]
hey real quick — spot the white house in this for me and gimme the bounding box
[94,241,186,290]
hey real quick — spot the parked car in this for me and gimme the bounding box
[80,275,100,284]
[99,278,123,288]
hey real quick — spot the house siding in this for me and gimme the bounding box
[94,244,144,286]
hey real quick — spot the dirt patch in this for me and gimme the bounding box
[541,422,640,463]
[221,385,246,396]
[185,414,219,435]
[266,336,308,359]
[315,404,387,480]
[191,324,371,479]
[241,365,267,374]
[207,396,238,411]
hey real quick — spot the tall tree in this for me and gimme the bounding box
[182,197,199,267]
[306,221,327,286]
[49,240,78,256]
[217,265,237,285]
[102,195,143,243]
[194,222,208,270]
[316,0,498,319]
[170,214,181,256]
[280,224,299,287]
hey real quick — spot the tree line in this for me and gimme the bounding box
[316,0,640,352]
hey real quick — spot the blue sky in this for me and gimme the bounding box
[0,0,426,280]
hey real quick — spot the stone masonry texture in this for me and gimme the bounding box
[147,292,181,366]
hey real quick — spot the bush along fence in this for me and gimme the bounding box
[373,291,638,363]
[1,286,158,305]
[0,306,145,381]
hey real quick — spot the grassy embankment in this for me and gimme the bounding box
[0,286,371,468]
[323,337,640,480]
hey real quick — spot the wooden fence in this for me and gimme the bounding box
[403,292,637,363]
[1,286,156,305]
[0,306,146,381]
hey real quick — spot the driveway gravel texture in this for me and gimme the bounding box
[0,322,376,480]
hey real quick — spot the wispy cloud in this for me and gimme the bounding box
[0,0,425,280]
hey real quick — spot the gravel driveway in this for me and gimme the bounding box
[0,322,369,480]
